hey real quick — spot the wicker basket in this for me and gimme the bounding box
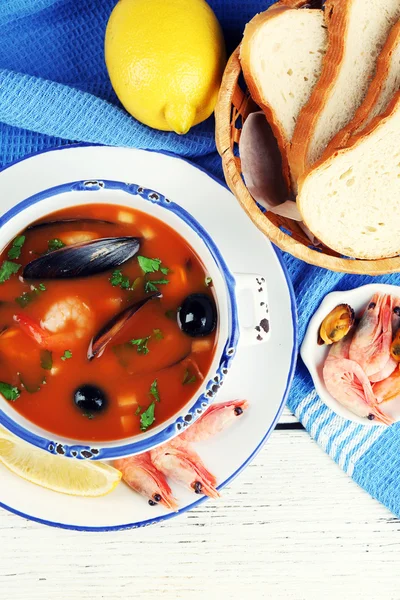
[215,47,400,275]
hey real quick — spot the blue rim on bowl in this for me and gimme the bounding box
[0,179,239,460]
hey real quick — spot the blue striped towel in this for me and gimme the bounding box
[1,0,400,517]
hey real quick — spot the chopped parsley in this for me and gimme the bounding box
[15,292,33,308]
[61,350,73,361]
[149,379,160,403]
[48,238,65,252]
[145,278,169,294]
[134,405,142,416]
[138,256,170,294]
[19,375,44,394]
[0,261,21,284]
[128,330,163,355]
[16,282,46,308]
[137,256,162,274]
[40,350,53,371]
[182,368,197,385]
[82,411,94,420]
[140,402,156,431]
[129,336,150,355]
[205,276,213,287]
[0,382,20,401]
[110,270,138,291]
[7,235,26,260]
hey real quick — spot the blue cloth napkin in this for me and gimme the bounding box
[1,0,400,517]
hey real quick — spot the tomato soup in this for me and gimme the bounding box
[0,204,217,441]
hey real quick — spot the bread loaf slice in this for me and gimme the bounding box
[322,20,400,156]
[290,0,400,184]
[240,3,327,184]
[298,91,400,260]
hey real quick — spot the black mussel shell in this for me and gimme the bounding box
[74,384,108,413]
[27,218,114,231]
[88,292,162,360]
[178,293,217,337]
[23,236,141,280]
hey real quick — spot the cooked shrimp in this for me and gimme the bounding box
[373,366,400,404]
[369,356,397,384]
[323,331,393,425]
[151,439,220,499]
[180,400,249,443]
[114,453,178,511]
[349,294,396,381]
[14,296,93,350]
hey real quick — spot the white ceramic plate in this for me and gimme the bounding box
[0,146,297,530]
[301,283,400,426]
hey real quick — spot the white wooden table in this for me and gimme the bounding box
[0,406,398,600]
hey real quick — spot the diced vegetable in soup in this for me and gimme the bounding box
[0,205,217,441]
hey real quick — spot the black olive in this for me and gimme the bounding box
[74,384,108,413]
[178,293,217,337]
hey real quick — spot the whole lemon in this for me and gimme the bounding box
[105,0,226,134]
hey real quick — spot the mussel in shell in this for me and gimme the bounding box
[27,218,114,231]
[318,304,355,345]
[391,330,400,362]
[88,292,161,360]
[23,237,141,280]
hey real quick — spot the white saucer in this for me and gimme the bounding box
[0,146,297,530]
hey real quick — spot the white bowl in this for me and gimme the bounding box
[301,283,400,426]
[0,179,271,459]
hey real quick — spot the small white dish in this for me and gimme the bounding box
[301,283,400,426]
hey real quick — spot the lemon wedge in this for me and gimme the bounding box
[0,428,121,497]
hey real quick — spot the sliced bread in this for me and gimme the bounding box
[289,0,400,184]
[322,20,400,156]
[240,3,327,184]
[297,91,400,260]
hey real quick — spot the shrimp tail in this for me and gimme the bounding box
[369,404,395,426]
[13,313,49,346]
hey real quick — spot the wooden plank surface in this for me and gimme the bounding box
[1,414,398,600]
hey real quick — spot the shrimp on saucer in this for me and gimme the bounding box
[151,440,220,499]
[181,400,249,443]
[14,296,92,350]
[114,453,178,511]
[323,330,393,425]
[349,294,396,382]
[373,366,400,404]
